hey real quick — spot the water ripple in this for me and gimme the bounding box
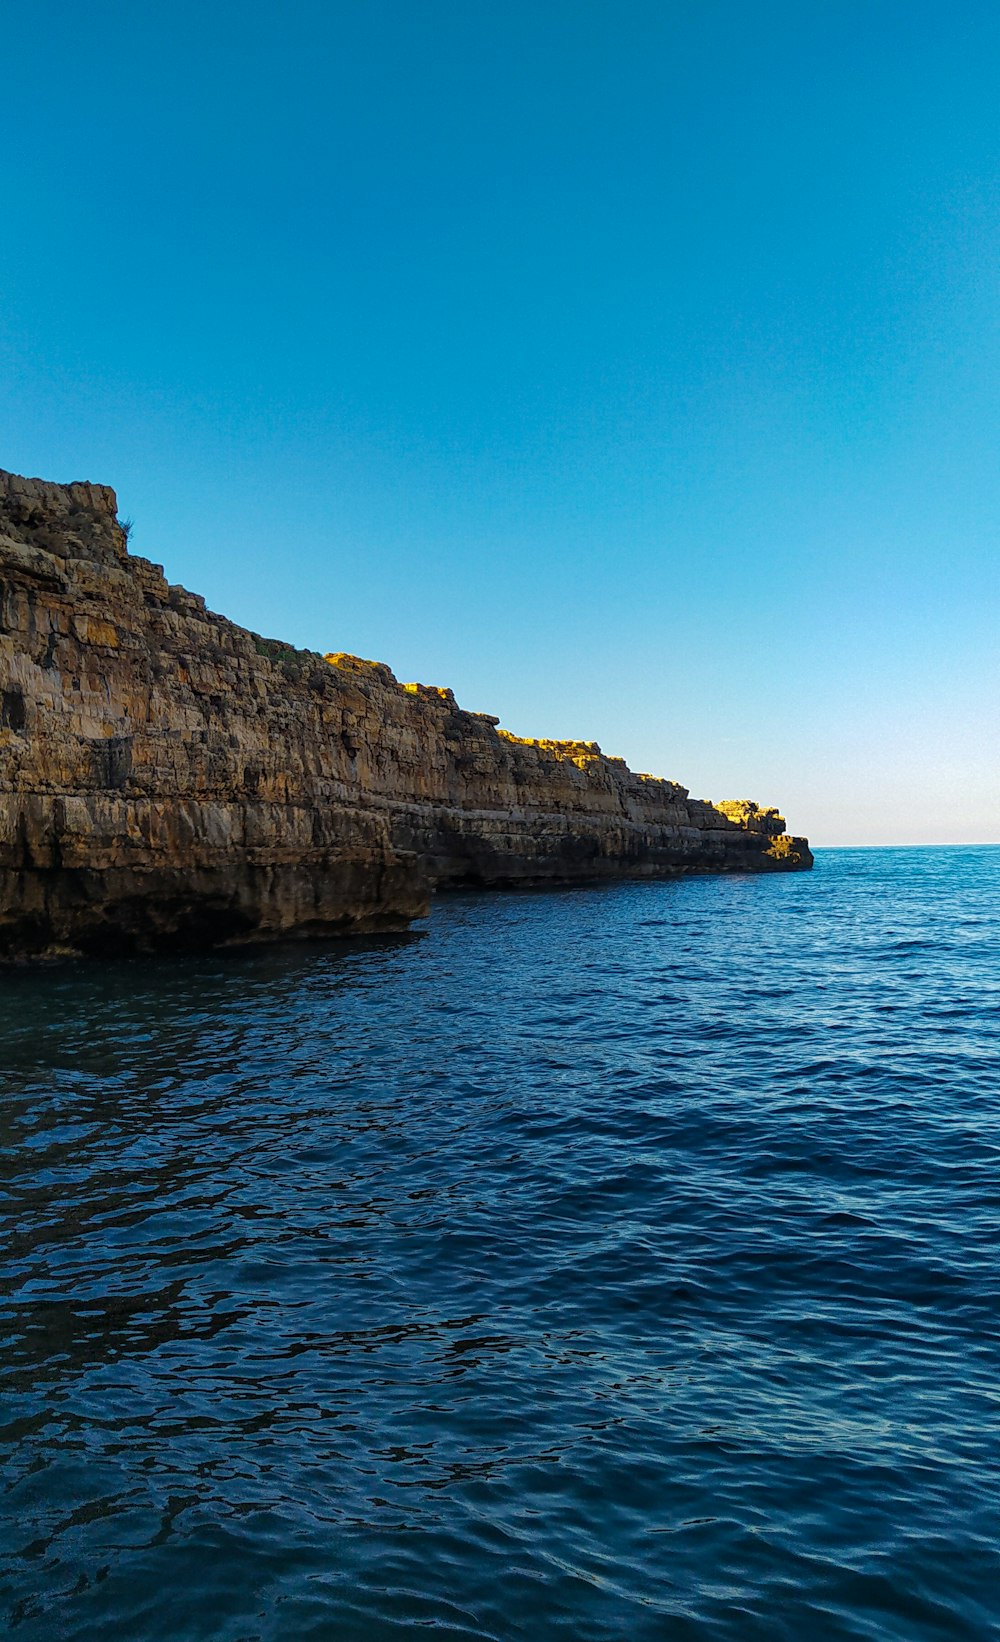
[1,847,999,1639]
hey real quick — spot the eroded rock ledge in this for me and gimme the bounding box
[0,467,812,957]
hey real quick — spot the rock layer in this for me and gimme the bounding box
[0,468,811,957]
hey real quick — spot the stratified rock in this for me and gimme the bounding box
[0,467,812,958]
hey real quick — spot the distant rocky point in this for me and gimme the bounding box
[0,468,812,958]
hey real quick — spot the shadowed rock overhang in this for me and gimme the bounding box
[0,467,812,958]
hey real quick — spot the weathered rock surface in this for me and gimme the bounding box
[0,467,812,957]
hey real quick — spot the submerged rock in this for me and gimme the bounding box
[0,467,812,958]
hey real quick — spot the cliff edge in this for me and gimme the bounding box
[0,468,812,957]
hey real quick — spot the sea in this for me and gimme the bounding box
[2,846,998,1641]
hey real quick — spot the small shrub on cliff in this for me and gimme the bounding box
[251,633,326,685]
[251,635,298,663]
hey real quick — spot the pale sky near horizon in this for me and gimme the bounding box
[2,1,998,846]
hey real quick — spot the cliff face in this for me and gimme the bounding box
[0,468,811,957]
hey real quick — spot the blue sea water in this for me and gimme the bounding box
[1,846,999,1641]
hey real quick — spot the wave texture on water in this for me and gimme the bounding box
[2,847,999,1640]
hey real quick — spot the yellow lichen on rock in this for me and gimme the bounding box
[72,615,119,647]
[716,799,786,836]
[324,652,397,683]
[765,834,805,865]
[401,682,456,703]
[497,730,602,760]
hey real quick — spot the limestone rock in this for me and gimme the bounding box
[0,467,812,958]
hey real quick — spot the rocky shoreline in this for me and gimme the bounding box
[0,467,811,958]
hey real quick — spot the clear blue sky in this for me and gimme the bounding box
[3,1,997,844]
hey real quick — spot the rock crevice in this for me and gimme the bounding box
[0,468,812,957]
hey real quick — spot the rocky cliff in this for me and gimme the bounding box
[0,467,811,957]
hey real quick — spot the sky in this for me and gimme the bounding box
[2,1,998,846]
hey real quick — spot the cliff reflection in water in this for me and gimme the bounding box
[3,851,1000,1641]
